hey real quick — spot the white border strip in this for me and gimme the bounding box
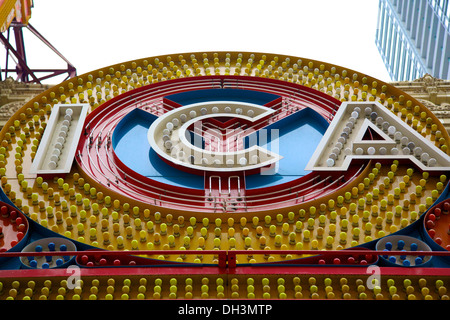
[29,103,89,175]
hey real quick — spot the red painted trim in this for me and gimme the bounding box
[162,97,182,111]
[264,96,283,110]
[2,249,449,258]
[229,266,450,277]
[0,265,448,279]
[0,266,225,279]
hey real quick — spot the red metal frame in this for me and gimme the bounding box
[1,249,450,278]
[1,265,449,279]
[0,21,76,83]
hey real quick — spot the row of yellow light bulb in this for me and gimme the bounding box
[1,276,448,300]
[11,162,441,261]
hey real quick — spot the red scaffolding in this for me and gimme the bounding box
[0,0,76,83]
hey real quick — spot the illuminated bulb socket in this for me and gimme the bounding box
[342,127,350,135]
[370,112,378,121]
[65,108,73,117]
[387,126,396,137]
[164,140,173,151]
[251,155,259,164]
[162,135,170,142]
[50,155,59,163]
[337,137,345,146]
[421,153,430,164]
[54,142,63,150]
[52,148,61,157]
[48,161,57,170]
[376,117,384,127]
[166,122,174,131]
[239,157,248,166]
[60,125,69,134]
[413,147,423,158]
[428,158,437,167]
[326,158,335,167]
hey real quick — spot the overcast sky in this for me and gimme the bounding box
[6,0,392,84]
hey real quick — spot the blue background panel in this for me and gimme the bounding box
[165,88,280,106]
[112,108,204,189]
[245,108,329,189]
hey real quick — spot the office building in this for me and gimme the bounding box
[376,0,450,81]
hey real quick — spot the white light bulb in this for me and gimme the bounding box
[166,122,174,131]
[48,161,57,170]
[239,157,248,166]
[326,158,335,167]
